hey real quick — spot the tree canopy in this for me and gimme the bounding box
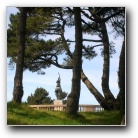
[27,87,53,104]
[7,7,125,112]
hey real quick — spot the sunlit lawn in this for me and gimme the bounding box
[7,102,122,125]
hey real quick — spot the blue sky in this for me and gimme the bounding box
[7,7,123,104]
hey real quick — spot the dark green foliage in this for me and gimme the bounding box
[7,7,65,74]
[82,45,97,60]
[27,87,53,104]
[55,91,68,102]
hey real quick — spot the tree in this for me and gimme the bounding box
[7,8,64,74]
[66,7,82,115]
[7,7,125,110]
[87,7,116,108]
[58,91,68,104]
[117,41,125,111]
[12,8,27,103]
[55,91,68,101]
[60,7,125,110]
[59,7,125,110]
[27,87,53,104]
[119,41,125,125]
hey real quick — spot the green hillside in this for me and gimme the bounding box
[7,102,122,125]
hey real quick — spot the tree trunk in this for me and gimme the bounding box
[81,70,110,110]
[66,7,82,115]
[13,8,27,103]
[100,21,116,108]
[117,40,125,114]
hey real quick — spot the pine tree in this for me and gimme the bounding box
[12,8,27,103]
[8,7,125,111]
[27,87,53,104]
[66,7,82,115]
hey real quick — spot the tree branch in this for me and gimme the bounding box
[81,9,96,22]
[88,7,102,22]
[81,18,101,32]
[67,39,102,43]
[83,38,102,42]
[60,27,73,58]
[104,10,123,22]
[82,44,103,57]
[32,58,73,69]
[82,46,93,56]
[91,44,103,48]
[66,40,75,43]
[50,61,73,69]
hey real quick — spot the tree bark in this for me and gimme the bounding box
[100,21,116,108]
[117,40,125,114]
[66,7,82,115]
[81,70,110,110]
[13,8,27,103]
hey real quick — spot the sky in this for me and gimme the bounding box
[6,7,123,105]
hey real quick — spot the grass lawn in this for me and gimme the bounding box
[7,102,123,126]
